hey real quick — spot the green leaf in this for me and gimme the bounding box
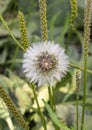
[49,11,61,40]
[0,48,7,64]
[0,98,14,130]
[58,13,70,44]
[0,0,11,14]
[43,99,70,130]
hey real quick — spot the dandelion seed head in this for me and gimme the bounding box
[37,51,57,73]
[22,41,69,86]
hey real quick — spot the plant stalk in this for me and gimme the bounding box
[29,83,47,130]
[48,86,58,130]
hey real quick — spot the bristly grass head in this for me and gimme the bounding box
[18,11,29,50]
[70,0,78,30]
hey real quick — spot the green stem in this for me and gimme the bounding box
[52,87,59,130]
[29,83,47,130]
[76,93,79,130]
[52,87,56,112]
[80,0,92,129]
[80,59,87,130]
[48,86,53,110]
[0,14,25,51]
[48,86,58,130]
[69,63,92,74]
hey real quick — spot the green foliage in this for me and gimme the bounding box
[43,99,70,130]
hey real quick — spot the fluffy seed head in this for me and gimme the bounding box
[37,51,57,73]
[22,41,69,86]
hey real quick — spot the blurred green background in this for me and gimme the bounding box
[0,0,92,130]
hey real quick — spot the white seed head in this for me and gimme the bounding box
[22,41,69,86]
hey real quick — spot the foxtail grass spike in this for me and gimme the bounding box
[83,0,92,58]
[75,70,81,130]
[18,11,29,50]
[70,0,78,30]
[75,70,81,93]
[81,0,92,130]
[71,69,81,94]
[39,0,48,41]
[0,86,29,130]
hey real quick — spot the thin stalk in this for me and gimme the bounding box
[80,0,92,129]
[52,87,56,112]
[76,93,79,130]
[0,14,25,51]
[52,87,59,130]
[48,86,58,130]
[48,86,56,111]
[80,59,87,130]
[29,83,47,130]
[48,86,53,110]
[69,63,92,74]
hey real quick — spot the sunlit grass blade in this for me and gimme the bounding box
[43,99,70,130]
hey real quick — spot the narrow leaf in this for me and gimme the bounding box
[43,99,70,130]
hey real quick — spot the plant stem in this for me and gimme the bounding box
[69,63,92,74]
[48,86,53,110]
[0,14,25,51]
[29,83,47,130]
[80,59,87,130]
[48,86,58,130]
[76,93,79,130]
[80,0,92,129]
[52,87,57,112]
